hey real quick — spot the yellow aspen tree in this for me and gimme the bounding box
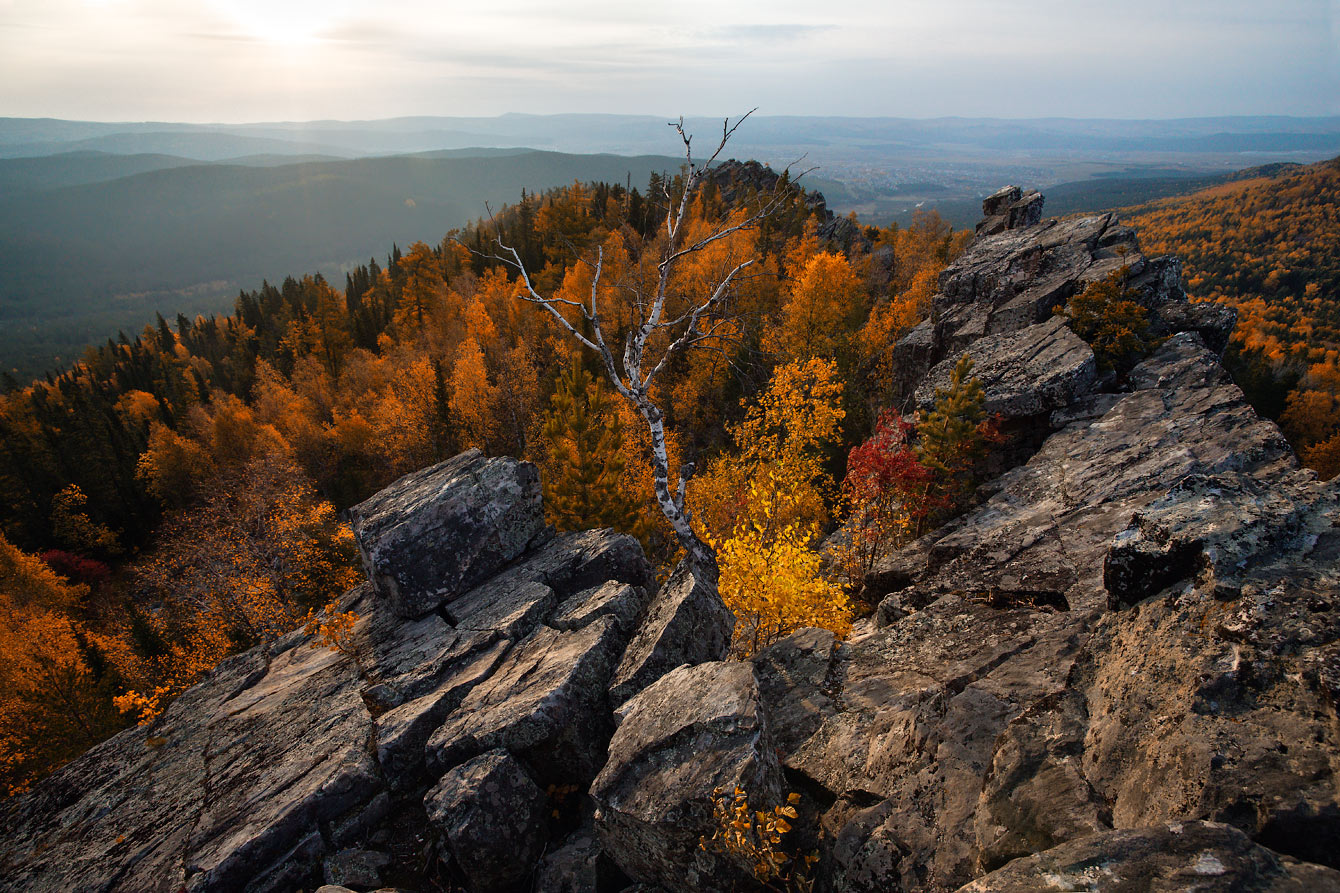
[693,358,852,655]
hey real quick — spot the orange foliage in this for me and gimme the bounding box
[0,532,124,794]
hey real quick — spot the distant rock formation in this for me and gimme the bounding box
[3,188,1339,893]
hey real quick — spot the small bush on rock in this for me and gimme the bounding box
[700,787,817,891]
[1058,269,1155,373]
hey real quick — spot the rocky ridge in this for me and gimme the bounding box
[2,189,1338,892]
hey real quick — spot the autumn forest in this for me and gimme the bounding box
[2,152,1337,798]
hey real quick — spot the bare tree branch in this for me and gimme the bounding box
[485,111,785,583]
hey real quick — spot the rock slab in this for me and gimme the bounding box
[348,449,546,618]
[592,661,784,892]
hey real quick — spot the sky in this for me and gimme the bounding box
[1,0,1337,122]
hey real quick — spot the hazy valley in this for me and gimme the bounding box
[4,113,1338,379]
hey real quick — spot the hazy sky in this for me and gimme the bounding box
[1,0,1337,121]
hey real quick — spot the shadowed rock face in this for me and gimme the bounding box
[0,507,683,893]
[959,822,1340,892]
[608,560,735,707]
[348,449,548,619]
[3,185,1338,893]
[424,749,550,893]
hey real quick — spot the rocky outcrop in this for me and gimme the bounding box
[592,661,784,892]
[4,182,1338,893]
[958,822,1340,892]
[792,192,1340,890]
[424,749,549,892]
[882,189,1216,417]
[975,185,1044,236]
[0,454,711,893]
[913,316,1096,420]
[608,561,735,706]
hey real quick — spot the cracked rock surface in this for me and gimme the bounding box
[0,463,673,892]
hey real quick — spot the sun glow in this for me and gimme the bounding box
[207,0,356,45]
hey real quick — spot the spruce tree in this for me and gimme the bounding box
[916,354,991,519]
[541,365,641,535]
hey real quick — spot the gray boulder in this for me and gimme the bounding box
[533,824,623,893]
[592,661,784,892]
[552,581,649,633]
[1154,298,1238,353]
[348,450,547,618]
[958,822,1340,892]
[608,561,735,706]
[810,332,1339,889]
[424,749,549,893]
[426,618,626,784]
[914,316,1096,420]
[374,638,511,789]
[976,186,1045,236]
[752,627,843,754]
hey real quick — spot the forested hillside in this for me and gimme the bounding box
[0,149,685,378]
[1120,156,1340,475]
[0,165,973,793]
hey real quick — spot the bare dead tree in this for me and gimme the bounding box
[489,110,793,583]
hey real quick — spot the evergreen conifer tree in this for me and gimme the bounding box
[916,354,993,518]
[541,365,641,535]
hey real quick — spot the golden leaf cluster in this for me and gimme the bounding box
[700,787,817,891]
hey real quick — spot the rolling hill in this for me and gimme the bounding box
[0,149,684,377]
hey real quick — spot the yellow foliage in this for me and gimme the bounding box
[766,251,863,363]
[694,359,851,657]
[700,787,816,890]
[1280,388,1340,448]
[138,422,215,506]
[394,241,447,336]
[694,357,845,544]
[112,685,171,727]
[365,357,439,475]
[304,606,361,660]
[714,489,852,657]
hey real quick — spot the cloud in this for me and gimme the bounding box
[0,0,1334,120]
[710,24,838,43]
[183,31,265,43]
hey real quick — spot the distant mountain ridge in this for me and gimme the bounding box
[4,114,1339,159]
[4,113,1340,377]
